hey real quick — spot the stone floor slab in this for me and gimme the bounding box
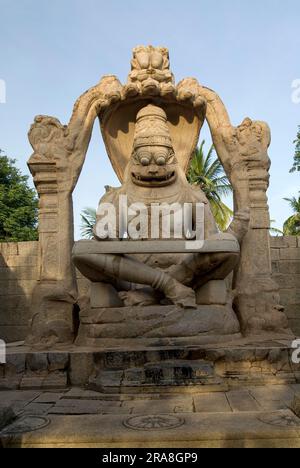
[33,393,64,404]
[55,398,121,408]
[49,403,128,416]
[248,385,295,410]
[193,393,231,413]
[49,406,99,415]
[63,388,111,400]
[0,391,40,403]
[122,398,193,414]
[50,399,123,415]
[227,391,260,412]
[22,403,54,415]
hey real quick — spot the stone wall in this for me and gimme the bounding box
[271,236,300,335]
[0,242,39,343]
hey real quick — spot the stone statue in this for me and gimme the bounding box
[27,45,291,347]
[73,104,248,311]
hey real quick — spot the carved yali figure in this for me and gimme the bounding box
[73,105,248,310]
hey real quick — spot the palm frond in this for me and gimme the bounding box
[269,220,284,236]
[283,197,299,212]
[206,159,224,181]
[187,141,233,231]
[80,207,97,239]
[270,227,284,235]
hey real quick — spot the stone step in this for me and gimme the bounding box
[1,340,298,391]
[89,360,223,393]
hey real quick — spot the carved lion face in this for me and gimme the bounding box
[130,145,178,187]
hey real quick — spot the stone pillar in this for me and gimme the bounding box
[197,85,290,335]
[230,121,289,334]
[27,149,77,346]
[26,76,124,347]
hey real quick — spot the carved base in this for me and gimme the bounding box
[234,275,293,336]
[75,304,241,347]
[26,282,76,348]
[2,338,298,393]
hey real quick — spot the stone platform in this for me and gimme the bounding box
[1,336,298,393]
[1,337,300,448]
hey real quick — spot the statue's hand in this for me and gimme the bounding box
[227,208,250,243]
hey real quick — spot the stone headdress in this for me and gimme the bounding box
[133,105,173,151]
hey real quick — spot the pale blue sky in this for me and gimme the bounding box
[0,0,299,238]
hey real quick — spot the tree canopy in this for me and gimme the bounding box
[283,196,300,236]
[0,151,38,242]
[290,126,300,173]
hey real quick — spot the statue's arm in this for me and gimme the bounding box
[226,208,250,243]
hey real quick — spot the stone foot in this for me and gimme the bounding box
[119,288,161,307]
[164,279,197,309]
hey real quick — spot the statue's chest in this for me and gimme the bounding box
[124,184,200,210]
[107,184,206,239]
[123,192,192,238]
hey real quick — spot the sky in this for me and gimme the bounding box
[0,0,299,239]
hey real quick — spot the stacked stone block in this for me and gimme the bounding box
[0,242,39,342]
[271,236,300,335]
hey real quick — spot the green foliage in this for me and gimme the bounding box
[188,141,233,231]
[80,207,97,239]
[0,151,38,242]
[283,196,300,236]
[290,126,300,173]
[269,220,284,236]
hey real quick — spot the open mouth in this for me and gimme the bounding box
[131,171,176,186]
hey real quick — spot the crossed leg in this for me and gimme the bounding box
[167,252,240,289]
[73,253,197,309]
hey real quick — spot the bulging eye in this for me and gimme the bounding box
[136,150,151,165]
[140,155,150,166]
[155,149,169,165]
[156,156,166,166]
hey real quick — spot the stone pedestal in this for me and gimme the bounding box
[196,280,228,306]
[75,304,241,348]
[90,283,123,308]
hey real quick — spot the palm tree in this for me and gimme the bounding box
[283,196,300,235]
[188,141,233,231]
[270,220,284,236]
[80,207,96,239]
